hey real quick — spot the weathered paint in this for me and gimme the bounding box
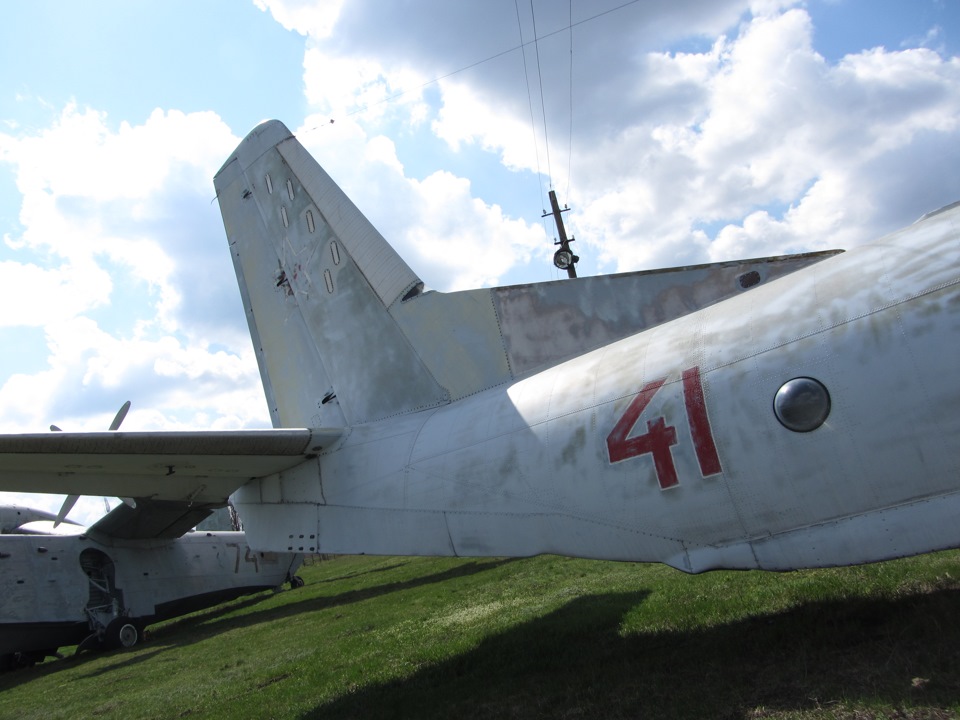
[226,121,960,573]
[0,119,958,584]
[216,120,839,423]
[0,527,301,659]
[0,428,342,514]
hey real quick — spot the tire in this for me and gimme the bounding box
[105,618,139,650]
[289,575,305,589]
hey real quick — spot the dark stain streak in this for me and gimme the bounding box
[561,426,587,466]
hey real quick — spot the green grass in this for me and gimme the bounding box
[2,552,960,719]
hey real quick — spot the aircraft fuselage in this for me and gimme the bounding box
[0,530,301,662]
[234,202,960,572]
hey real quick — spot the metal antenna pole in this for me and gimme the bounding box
[543,189,579,278]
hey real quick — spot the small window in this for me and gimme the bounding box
[323,269,334,293]
[265,174,273,194]
[738,270,761,289]
[286,179,295,201]
[330,241,341,265]
[281,206,289,228]
[306,210,315,233]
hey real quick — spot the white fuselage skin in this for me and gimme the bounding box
[0,531,300,656]
[235,205,960,573]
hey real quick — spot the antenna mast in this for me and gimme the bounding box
[543,189,579,278]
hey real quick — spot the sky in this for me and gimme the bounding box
[1,0,958,524]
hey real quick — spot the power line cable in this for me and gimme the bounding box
[515,0,546,213]
[566,0,574,202]
[302,0,643,132]
[529,0,553,190]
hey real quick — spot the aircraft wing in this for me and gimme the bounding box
[0,428,342,540]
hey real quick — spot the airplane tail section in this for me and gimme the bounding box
[216,120,839,429]
[215,121,449,427]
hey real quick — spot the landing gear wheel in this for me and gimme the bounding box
[289,575,305,589]
[105,618,140,649]
[117,622,139,648]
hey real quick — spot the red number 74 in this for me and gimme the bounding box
[606,366,722,489]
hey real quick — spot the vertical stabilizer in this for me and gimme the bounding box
[215,121,449,427]
[216,121,841,430]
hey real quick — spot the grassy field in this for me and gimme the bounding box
[1,551,960,719]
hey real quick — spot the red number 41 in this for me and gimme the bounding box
[606,366,722,489]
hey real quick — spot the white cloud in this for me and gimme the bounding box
[1,107,235,318]
[401,169,547,290]
[0,258,112,327]
[560,9,960,272]
[432,79,541,173]
[749,0,802,19]
[241,1,960,283]
[282,1,950,278]
[3,0,960,516]
[0,310,267,433]
[0,107,267,434]
[296,113,548,291]
[254,0,344,38]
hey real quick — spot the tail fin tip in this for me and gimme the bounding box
[215,119,293,185]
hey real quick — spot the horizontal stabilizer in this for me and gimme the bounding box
[88,498,218,540]
[391,249,842,396]
[485,250,843,377]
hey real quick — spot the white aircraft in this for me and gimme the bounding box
[0,400,305,669]
[0,499,304,669]
[0,120,958,600]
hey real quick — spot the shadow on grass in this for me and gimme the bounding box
[0,589,285,689]
[13,558,515,688]
[313,561,411,584]
[0,644,173,691]
[305,587,960,720]
[0,557,517,687]
[66,647,169,680]
[149,558,518,645]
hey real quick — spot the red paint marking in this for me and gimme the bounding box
[682,366,722,477]
[606,378,680,489]
[607,366,722,489]
[638,416,680,489]
[607,378,665,463]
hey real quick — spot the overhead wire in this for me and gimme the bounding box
[529,0,553,191]
[302,0,643,133]
[515,0,546,214]
[566,0,574,203]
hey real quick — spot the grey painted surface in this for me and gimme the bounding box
[1,120,959,583]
